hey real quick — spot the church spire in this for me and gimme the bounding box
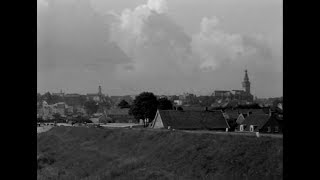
[244,69,249,81]
[242,70,251,94]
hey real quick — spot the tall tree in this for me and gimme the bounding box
[129,92,159,122]
[42,92,53,104]
[158,98,173,110]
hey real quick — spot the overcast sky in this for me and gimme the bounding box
[37,0,282,98]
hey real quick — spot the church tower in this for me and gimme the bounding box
[242,70,251,94]
[98,85,102,96]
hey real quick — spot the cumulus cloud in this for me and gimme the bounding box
[109,0,197,77]
[147,0,168,13]
[190,16,274,71]
[191,17,247,71]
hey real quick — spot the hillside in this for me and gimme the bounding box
[37,127,283,179]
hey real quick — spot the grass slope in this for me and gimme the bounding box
[37,127,283,180]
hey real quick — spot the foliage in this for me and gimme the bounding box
[238,103,261,109]
[157,98,173,110]
[184,93,199,105]
[84,100,99,115]
[129,92,159,121]
[52,113,61,120]
[42,92,53,104]
[118,99,130,109]
[177,106,183,111]
[198,96,216,107]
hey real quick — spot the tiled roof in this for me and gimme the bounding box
[176,106,204,111]
[238,109,267,115]
[157,110,229,130]
[224,110,239,119]
[241,114,270,130]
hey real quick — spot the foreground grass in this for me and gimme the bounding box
[37,127,283,180]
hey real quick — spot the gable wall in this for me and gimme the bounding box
[153,112,164,129]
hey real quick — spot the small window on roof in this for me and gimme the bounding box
[250,125,254,132]
[240,125,244,131]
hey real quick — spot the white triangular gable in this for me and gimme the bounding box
[152,110,164,129]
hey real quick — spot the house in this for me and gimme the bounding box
[237,113,282,133]
[173,100,183,106]
[150,110,230,131]
[89,114,111,124]
[224,110,240,120]
[106,108,135,123]
[236,113,248,124]
[235,108,269,124]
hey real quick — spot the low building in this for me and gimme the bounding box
[89,115,111,124]
[150,110,230,131]
[237,113,282,133]
[173,100,183,106]
[106,108,135,123]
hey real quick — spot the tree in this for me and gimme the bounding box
[118,99,130,109]
[177,106,183,111]
[42,92,53,104]
[84,100,99,115]
[198,96,216,107]
[129,92,159,123]
[158,98,173,110]
[52,113,61,120]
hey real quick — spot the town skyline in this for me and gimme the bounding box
[37,0,282,98]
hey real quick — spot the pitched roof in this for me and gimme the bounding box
[241,114,270,130]
[157,110,229,130]
[177,106,204,111]
[238,109,267,115]
[224,110,240,119]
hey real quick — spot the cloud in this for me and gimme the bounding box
[190,16,274,71]
[147,0,168,14]
[109,0,197,77]
[108,0,275,83]
[37,0,131,73]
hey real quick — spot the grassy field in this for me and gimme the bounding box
[37,126,283,180]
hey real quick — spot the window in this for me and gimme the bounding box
[240,125,244,131]
[267,126,271,132]
[250,125,254,132]
[275,126,279,133]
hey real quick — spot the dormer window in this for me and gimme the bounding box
[240,125,244,131]
[250,125,254,132]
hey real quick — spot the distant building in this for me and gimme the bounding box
[237,113,282,133]
[87,85,104,102]
[150,110,230,131]
[173,100,183,106]
[212,70,254,102]
[106,108,135,123]
[52,90,65,97]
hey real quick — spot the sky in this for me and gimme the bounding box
[37,0,282,98]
